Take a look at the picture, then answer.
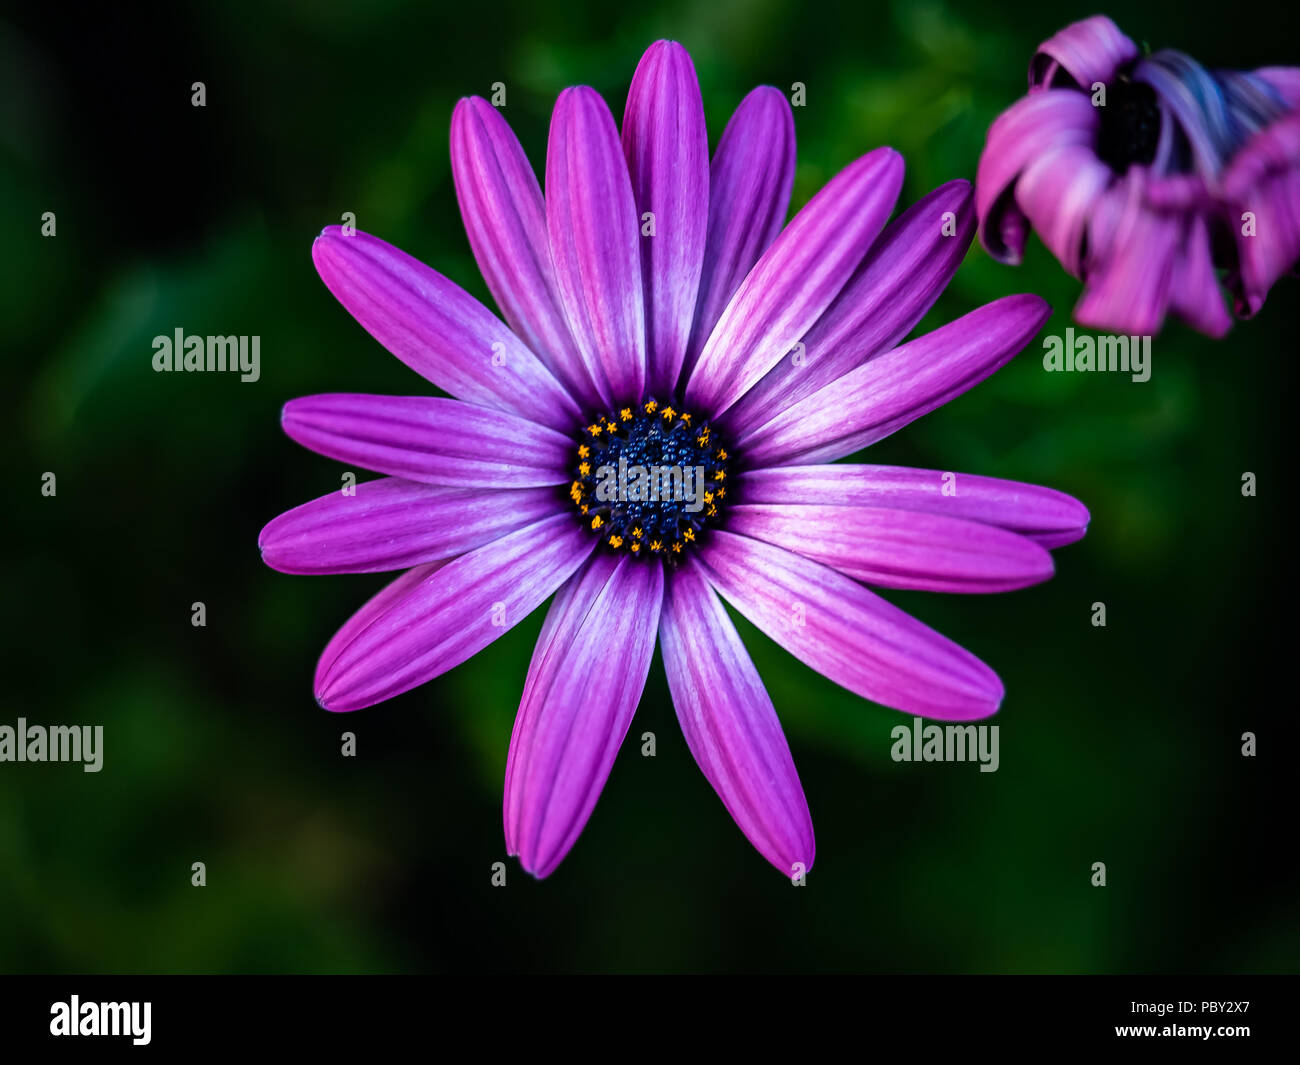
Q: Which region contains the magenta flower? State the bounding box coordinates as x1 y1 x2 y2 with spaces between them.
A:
976 15 1300 335
261 41 1088 878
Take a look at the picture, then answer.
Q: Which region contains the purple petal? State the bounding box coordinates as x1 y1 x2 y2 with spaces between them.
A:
726 504 1055 594
1221 114 1300 317
314 561 449 699
259 478 565 575
622 40 709 396
1132 52 1255 180
684 86 796 378
1133 52 1232 178
726 180 975 436
546 86 646 406
1013 145 1111 277
315 513 593 711
1169 213 1232 337
738 464 1090 548
738 294 1051 467
312 227 581 431
684 147 905 419
450 96 599 406
504 555 663 878
660 560 814 876
1074 171 1178 335
280 393 571 487
697 531 1003 720
1258 67 1300 109
976 91 1097 264
1029 16 1140 90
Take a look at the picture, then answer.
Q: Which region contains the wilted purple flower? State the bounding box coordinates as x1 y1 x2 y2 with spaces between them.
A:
261 41 1088 878
976 15 1300 335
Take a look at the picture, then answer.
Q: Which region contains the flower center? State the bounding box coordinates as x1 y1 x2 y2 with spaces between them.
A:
1096 77 1162 172
568 400 730 560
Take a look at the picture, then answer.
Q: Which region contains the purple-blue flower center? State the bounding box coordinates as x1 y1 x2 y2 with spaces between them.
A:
569 400 730 560
1096 77 1161 172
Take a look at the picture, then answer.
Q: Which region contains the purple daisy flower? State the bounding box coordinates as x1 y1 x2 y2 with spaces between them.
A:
976 15 1300 335
261 41 1089 879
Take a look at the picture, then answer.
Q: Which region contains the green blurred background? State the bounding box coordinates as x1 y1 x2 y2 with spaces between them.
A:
2 0 1296 973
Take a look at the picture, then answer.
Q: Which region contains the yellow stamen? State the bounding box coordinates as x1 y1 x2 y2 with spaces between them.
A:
644 400 658 413
609 535 623 549
620 408 633 422
578 444 590 458
591 515 603 530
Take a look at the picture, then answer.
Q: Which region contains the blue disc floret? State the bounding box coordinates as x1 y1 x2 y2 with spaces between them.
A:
569 399 731 560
